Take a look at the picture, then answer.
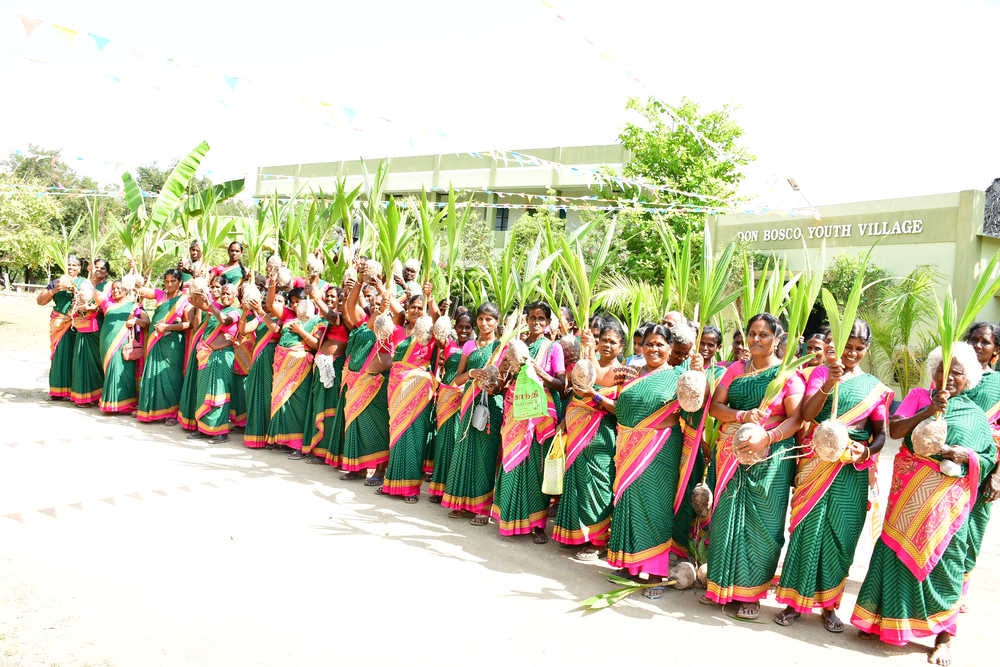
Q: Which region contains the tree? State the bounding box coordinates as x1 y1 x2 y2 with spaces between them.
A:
0 176 65 284
134 161 212 196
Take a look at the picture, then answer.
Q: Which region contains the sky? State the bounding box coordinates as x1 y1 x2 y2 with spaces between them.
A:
1 0 998 210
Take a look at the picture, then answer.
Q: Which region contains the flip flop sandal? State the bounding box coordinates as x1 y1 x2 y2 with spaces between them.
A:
735 603 759 620
774 610 800 627
447 510 465 519
403 496 418 504
698 594 718 606
340 472 364 481
428 496 443 504
642 585 665 600
363 477 384 487
469 515 489 526
823 614 844 633
573 549 600 562
532 531 549 544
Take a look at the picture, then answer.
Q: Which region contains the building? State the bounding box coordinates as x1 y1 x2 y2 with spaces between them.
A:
255 144 626 247
709 189 1000 320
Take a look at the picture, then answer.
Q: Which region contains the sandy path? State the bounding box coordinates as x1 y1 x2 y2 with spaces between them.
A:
0 294 996 666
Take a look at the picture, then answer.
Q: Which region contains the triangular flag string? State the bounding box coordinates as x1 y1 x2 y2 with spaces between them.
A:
17 14 42 36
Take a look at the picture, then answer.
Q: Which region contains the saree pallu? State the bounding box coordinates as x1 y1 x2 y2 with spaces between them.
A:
428 343 463 495
303 354 345 459
443 341 504 514
98 300 139 414
705 365 799 605
137 295 188 422
243 321 278 448
48 306 75 398
265 316 324 449
775 373 891 613
178 318 209 431
607 367 683 576
552 386 618 546
383 337 437 497
340 326 391 471
229 329 256 428
70 310 103 405
852 394 995 645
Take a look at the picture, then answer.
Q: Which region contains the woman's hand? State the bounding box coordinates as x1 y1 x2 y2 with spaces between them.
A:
931 389 950 414
422 282 433 298
826 354 845 384
580 328 594 351
468 369 485 382
342 277 356 293
690 353 704 372
741 408 765 425
985 469 1000 502
289 320 305 337
154 322 169 335
125 318 136 328
847 441 867 463
575 384 595 400
939 444 970 465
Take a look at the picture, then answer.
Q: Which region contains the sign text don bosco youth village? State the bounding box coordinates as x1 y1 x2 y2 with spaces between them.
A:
734 218 925 244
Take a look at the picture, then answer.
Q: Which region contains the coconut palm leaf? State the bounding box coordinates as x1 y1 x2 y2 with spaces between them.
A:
442 186 474 300
416 187 446 284
696 220 739 329
184 178 245 216
557 217 616 338
45 218 84 276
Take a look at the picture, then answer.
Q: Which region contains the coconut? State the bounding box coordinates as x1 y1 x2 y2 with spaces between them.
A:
373 313 396 341
307 254 324 277
265 254 282 278
691 482 714 518
940 459 963 477
812 419 851 462
432 315 454 343
669 561 697 590
56 274 74 291
696 563 708 588
571 358 598 393
189 275 209 297
120 273 137 291
505 339 531 371
276 267 293 290
76 280 94 303
677 369 708 412
405 281 423 298
296 299 315 322
478 365 500 390
343 266 358 284
912 416 948 457
361 259 383 283
392 259 404 283
242 282 262 306
733 422 767 465
412 315 433 345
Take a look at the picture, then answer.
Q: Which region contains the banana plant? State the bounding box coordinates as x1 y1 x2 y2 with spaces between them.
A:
45 218 84 277
442 186 474 301
693 220 739 344
371 197 415 277
415 187 446 284
936 252 1000 388
760 244 825 408
184 178 245 216
557 217 616 344
821 243 876 413
119 140 211 277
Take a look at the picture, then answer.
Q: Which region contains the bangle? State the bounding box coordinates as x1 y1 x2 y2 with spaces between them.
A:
765 429 775 445
818 385 832 395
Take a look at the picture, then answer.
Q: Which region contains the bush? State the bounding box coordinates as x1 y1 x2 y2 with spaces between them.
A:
823 253 889 311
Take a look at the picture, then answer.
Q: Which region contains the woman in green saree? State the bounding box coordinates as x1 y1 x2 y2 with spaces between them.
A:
379 292 439 502
338 264 398 481
853 342 996 666
209 241 247 286
189 282 241 442
136 269 191 424
177 275 219 432
95 280 144 414
774 319 891 632
442 302 505 525
67 259 110 406
553 318 632 559
301 285 349 463
491 302 565 542
266 293 326 452
428 311 474 502
605 324 685 592
959 322 1000 600
703 313 804 620
242 289 284 448
36 254 82 400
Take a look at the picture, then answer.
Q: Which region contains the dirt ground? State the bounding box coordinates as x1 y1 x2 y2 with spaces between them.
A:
0 293 997 666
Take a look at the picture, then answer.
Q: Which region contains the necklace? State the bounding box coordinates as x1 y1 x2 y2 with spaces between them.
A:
743 359 777 378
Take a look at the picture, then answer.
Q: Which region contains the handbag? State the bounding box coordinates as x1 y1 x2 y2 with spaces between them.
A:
541 431 566 495
471 390 490 432
122 327 145 361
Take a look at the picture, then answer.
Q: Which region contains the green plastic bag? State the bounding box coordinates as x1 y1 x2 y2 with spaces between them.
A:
512 363 547 421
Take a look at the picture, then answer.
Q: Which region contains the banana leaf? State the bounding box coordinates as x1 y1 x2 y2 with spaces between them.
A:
150 141 210 229
184 178 245 216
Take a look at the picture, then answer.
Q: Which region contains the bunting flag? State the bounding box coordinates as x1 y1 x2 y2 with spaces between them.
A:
17 14 41 36
88 32 110 51
51 24 78 45
223 75 239 91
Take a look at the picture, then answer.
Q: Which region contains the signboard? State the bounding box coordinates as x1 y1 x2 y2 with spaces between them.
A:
714 207 958 250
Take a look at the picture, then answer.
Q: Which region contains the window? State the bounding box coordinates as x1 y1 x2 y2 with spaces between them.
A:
495 207 510 231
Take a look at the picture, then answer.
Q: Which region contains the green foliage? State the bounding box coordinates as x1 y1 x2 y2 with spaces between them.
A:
510 209 564 266
0 176 65 281
823 252 889 313
134 160 212 197
864 265 941 393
